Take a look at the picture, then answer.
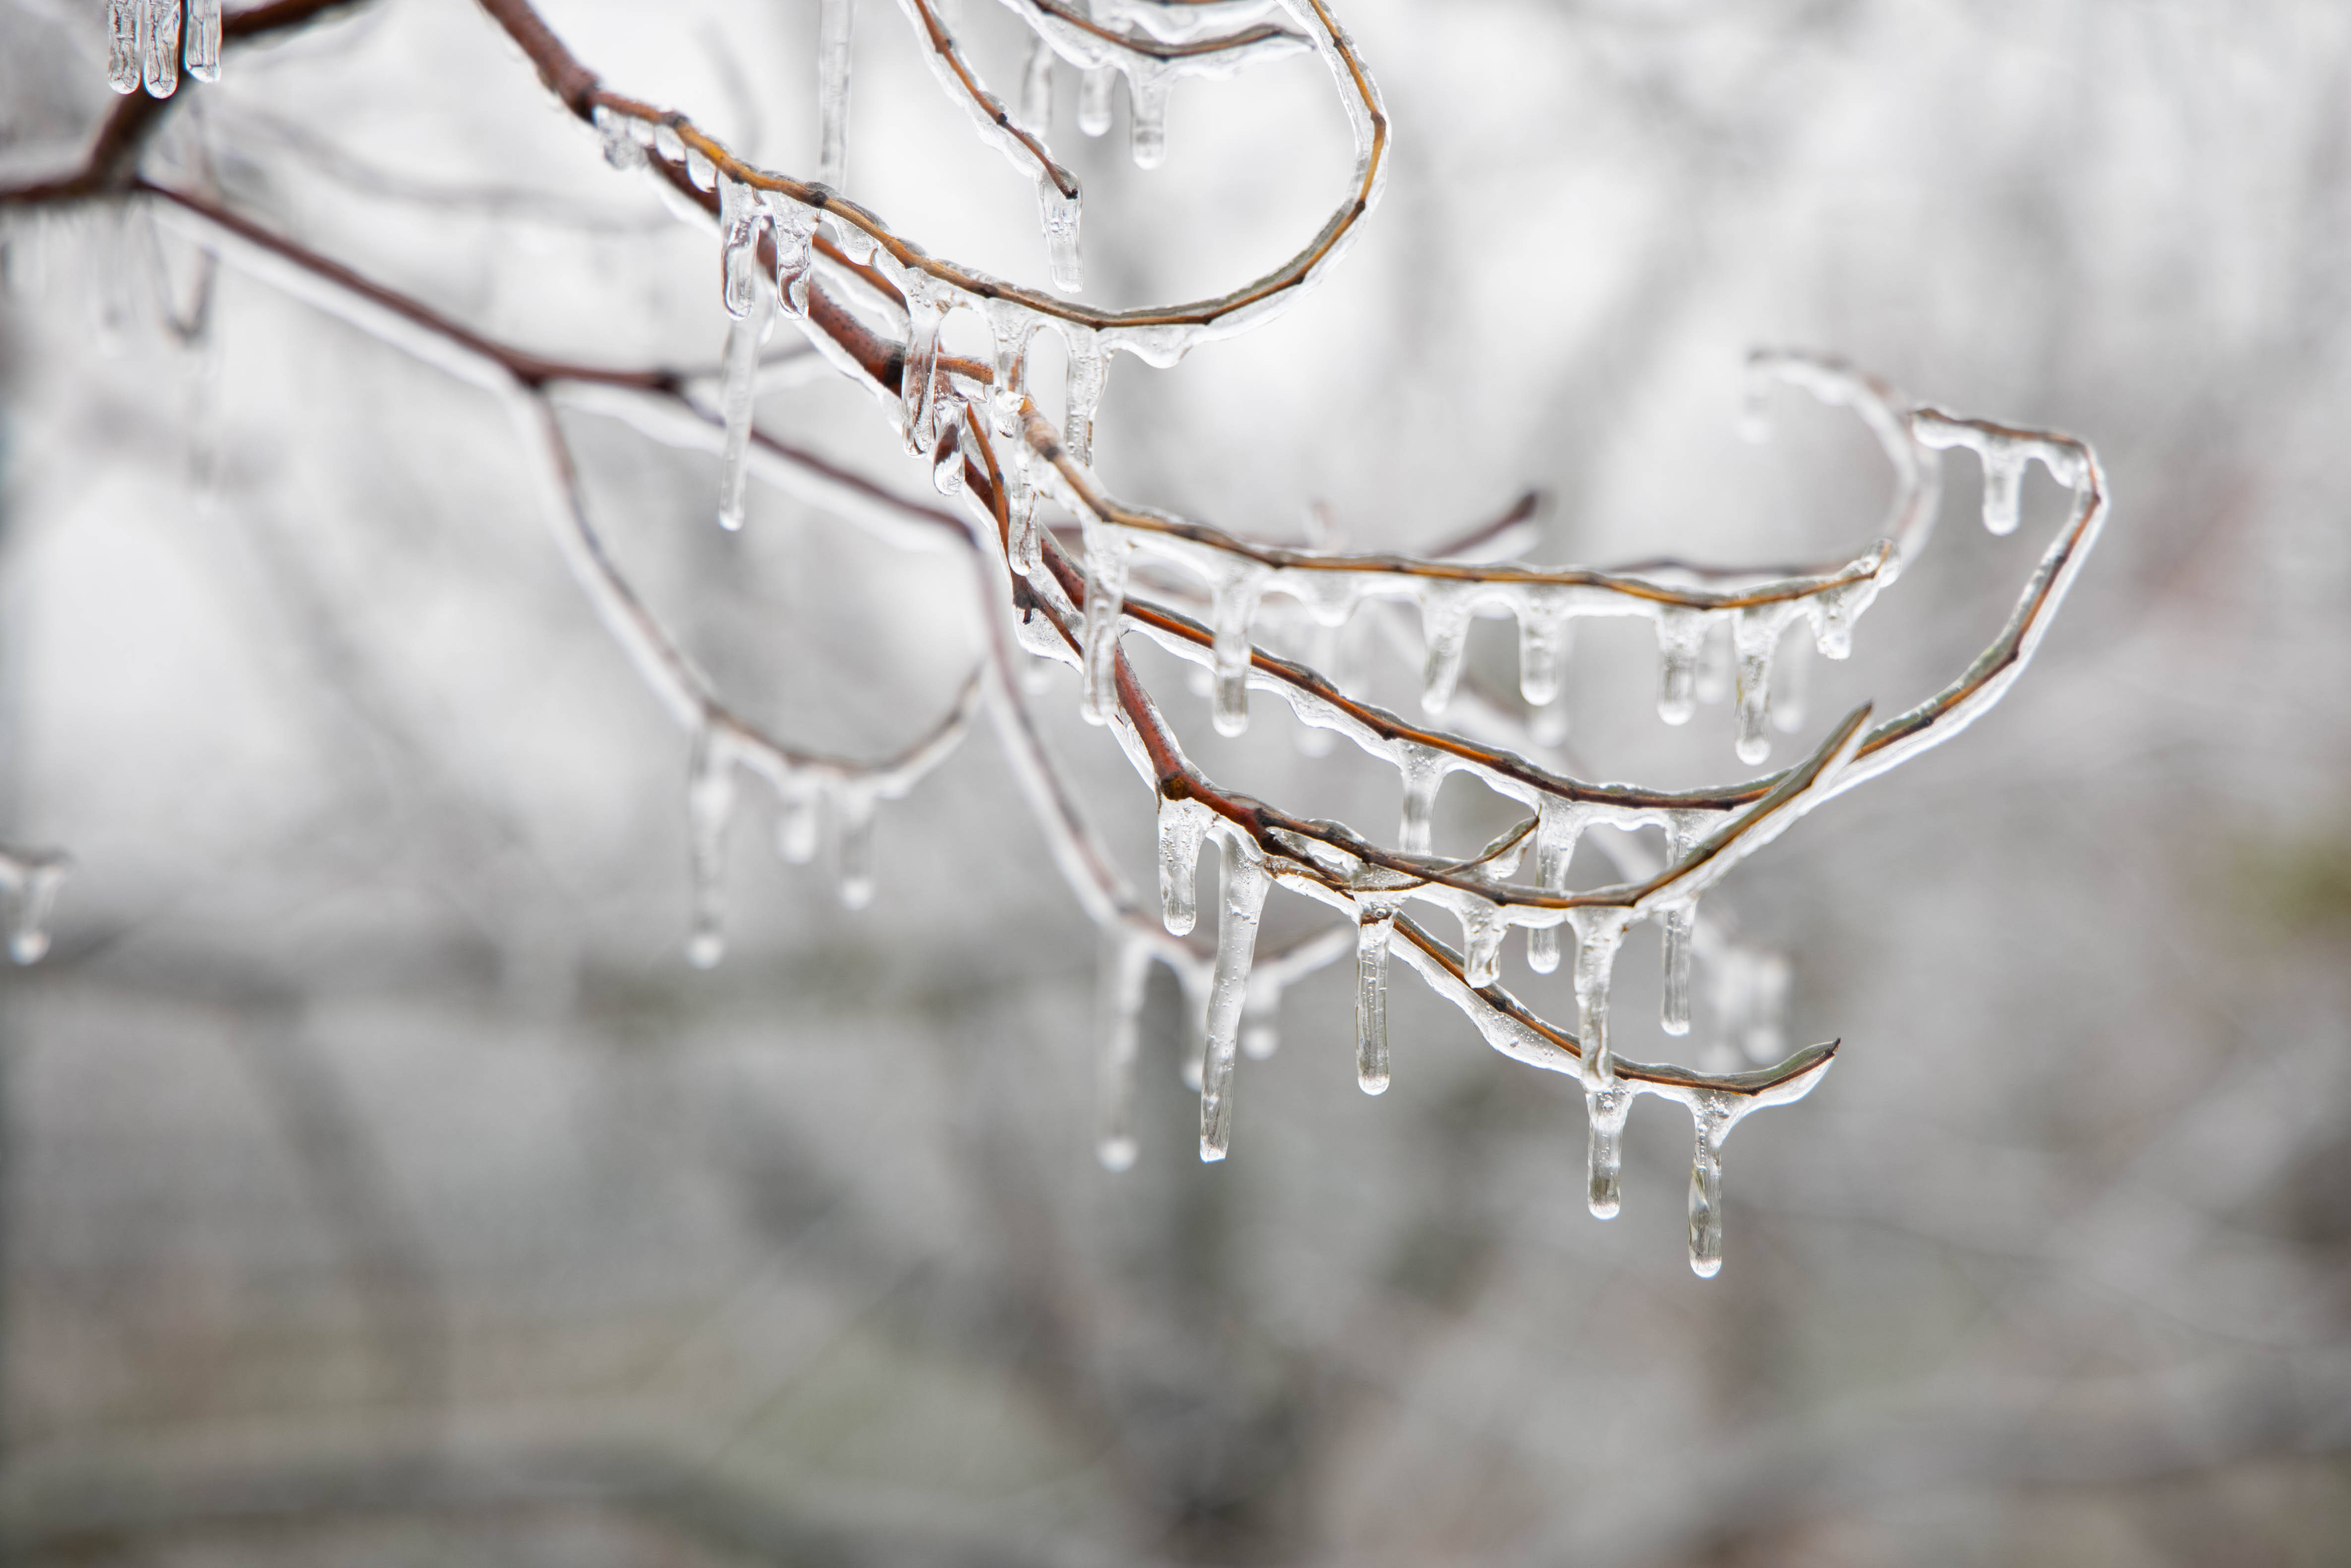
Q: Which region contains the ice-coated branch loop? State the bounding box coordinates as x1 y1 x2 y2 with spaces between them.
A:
20 0 2115 1280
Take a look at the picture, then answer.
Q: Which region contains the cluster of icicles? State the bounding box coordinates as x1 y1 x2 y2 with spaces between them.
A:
577 0 2101 1279
106 0 221 100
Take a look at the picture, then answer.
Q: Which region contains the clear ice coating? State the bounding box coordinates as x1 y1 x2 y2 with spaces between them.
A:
1199 835 1270 1161
817 0 857 190
686 728 739 969
1095 930 1152 1170
1157 794 1210 935
184 0 221 82
686 146 717 191
1687 1096 1732 1277
1354 898 1396 1094
107 0 140 94
0 851 70 965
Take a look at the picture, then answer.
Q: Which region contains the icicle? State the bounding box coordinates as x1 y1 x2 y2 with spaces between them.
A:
1005 465 1041 574
1694 615 1732 706
1078 66 1116 137
931 399 966 496
718 175 765 319
776 775 822 864
1526 800 1586 975
1772 633 1810 733
594 106 645 171
653 121 685 164
107 0 140 94
816 0 856 190
1079 527 1129 724
826 213 877 266
142 0 179 99
1981 441 2025 536
686 146 717 191
1062 327 1105 465
1129 69 1169 169
834 779 877 909
1808 578 1866 660
1732 607 1779 765
1209 567 1269 736
1569 905 1635 1091
1095 930 1151 1170
1585 1083 1632 1221
1158 793 1210 934
1018 34 1055 134
1518 603 1571 707
900 284 946 455
1460 901 1506 987
1354 897 1396 1094
1659 812 1707 1036
986 305 1037 434
715 289 771 531
686 728 738 969
1418 586 1471 716
1038 179 1083 293
768 195 816 317
1396 747 1445 855
184 0 220 82
1655 606 1705 724
1687 1096 1732 1277
0 854 68 965
1199 836 1270 1161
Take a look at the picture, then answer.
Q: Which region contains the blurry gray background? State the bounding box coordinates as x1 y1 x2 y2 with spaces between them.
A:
0 0 2348 1564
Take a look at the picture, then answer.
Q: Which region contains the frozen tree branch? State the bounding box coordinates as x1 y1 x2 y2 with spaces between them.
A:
0 0 2114 1279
